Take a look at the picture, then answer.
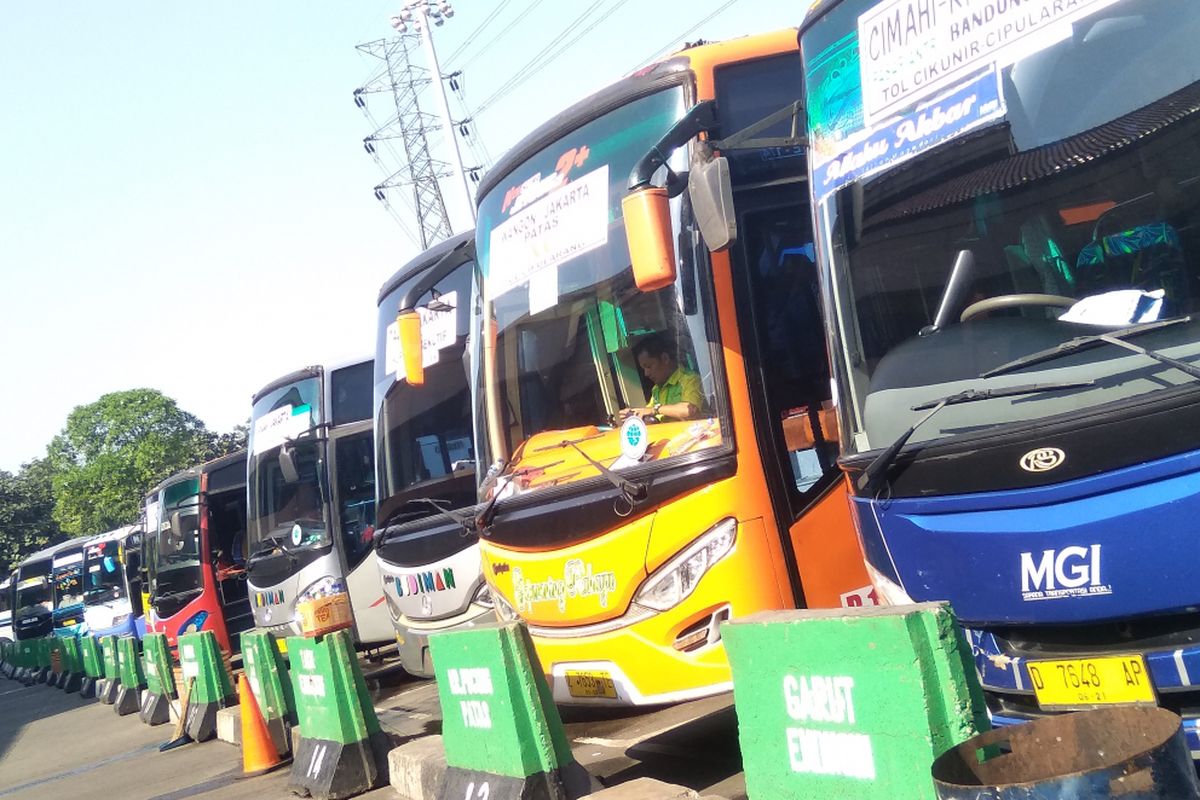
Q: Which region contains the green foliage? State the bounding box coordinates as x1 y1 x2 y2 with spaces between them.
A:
46 389 214 536
204 420 249 461
0 458 60 575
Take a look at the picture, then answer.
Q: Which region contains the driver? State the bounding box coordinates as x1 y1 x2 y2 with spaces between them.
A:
623 333 704 422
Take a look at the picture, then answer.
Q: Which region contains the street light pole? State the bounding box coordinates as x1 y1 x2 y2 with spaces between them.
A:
390 1 477 225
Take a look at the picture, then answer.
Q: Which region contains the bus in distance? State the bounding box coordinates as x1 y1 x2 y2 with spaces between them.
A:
51 540 90 636
375 231 495 677
246 359 391 647
146 451 253 652
83 525 144 640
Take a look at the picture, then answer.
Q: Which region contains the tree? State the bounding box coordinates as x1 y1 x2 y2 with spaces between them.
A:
204 420 249 460
0 458 61 575
47 389 214 535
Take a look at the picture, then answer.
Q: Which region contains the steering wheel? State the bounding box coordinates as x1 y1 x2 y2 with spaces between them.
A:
959 294 1076 322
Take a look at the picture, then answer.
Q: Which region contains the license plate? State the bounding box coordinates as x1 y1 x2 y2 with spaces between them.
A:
60 620 76 627
565 670 617 699
1027 654 1155 709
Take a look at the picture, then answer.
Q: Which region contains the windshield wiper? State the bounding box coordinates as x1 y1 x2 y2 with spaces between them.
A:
555 438 648 510
245 538 295 569
396 498 477 536
982 316 1194 379
855 379 1096 496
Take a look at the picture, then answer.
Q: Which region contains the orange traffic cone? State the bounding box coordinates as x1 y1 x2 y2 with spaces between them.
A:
238 673 289 777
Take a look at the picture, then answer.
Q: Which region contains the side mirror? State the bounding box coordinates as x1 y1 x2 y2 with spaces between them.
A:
688 153 736 252
398 310 425 386
279 442 300 484
622 187 677 291
169 511 182 538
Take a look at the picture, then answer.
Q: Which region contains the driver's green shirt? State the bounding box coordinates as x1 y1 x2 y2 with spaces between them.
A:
650 366 704 412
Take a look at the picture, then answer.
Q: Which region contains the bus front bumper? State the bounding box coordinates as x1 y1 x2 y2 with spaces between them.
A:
396 604 496 678
526 602 735 707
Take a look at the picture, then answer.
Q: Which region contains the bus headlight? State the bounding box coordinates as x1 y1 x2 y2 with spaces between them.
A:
633 518 737 612
111 613 131 627
493 589 517 621
471 582 494 609
295 576 341 605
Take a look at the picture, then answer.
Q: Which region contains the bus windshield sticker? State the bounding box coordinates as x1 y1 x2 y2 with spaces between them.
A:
807 30 866 169
528 266 558 316
487 164 609 299
252 403 313 455
857 0 1120 124
384 289 459 379
813 68 1005 203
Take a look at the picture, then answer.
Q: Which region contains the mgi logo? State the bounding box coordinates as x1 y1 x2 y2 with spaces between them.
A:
1020 545 1112 602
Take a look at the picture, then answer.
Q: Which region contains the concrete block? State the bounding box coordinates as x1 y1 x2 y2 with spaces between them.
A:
217 704 242 746
723 603 987 800
579 777 701 799
388 735 447 800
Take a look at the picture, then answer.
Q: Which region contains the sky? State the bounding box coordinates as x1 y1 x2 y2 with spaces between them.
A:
0 0 806 472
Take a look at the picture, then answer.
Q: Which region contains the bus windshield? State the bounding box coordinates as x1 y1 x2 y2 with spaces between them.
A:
803 0 1200 454
16 563 51 612
247 377 329 553
52 554 84 609
375 256 476 527
151 477 204 602
84 541 127 604
473 86 730 505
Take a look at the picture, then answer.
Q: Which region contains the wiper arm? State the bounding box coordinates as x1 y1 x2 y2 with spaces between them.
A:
856 379 1095 496
982 317 1192 379
556 438 648 509
397 498 477 536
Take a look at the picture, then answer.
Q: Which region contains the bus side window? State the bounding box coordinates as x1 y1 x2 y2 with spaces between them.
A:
336 432 377 569
747 213 838 498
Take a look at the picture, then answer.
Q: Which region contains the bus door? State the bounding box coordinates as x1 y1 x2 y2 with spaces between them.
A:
327 360 390 644
202 461 253 640
715 54 873 609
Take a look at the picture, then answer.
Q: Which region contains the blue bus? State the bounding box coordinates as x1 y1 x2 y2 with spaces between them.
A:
801 0 1200 751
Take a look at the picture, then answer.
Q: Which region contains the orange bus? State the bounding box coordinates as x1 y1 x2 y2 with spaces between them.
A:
401 30 875 705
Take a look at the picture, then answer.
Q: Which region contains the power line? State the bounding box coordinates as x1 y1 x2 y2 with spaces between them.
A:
630 0 739 71
455 0 552 70
444 0 515 64
476 0 634 114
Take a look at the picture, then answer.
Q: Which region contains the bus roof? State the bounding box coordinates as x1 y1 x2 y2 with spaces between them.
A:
85 524 139 547
376 229 474 306
475 28 800 203
150 448 248 496
250 356 372 405
21 534 96 570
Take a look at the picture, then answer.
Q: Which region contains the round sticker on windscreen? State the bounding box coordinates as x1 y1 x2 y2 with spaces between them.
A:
291 523 303 547
619 416 650 461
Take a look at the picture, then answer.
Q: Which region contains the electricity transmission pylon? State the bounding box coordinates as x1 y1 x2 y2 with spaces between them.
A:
355 34 453 250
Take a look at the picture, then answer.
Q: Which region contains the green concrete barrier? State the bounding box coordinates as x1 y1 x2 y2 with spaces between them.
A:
58 635 84 693
79 636 103 698
98 634 120 704
428 621 593 799
178 630 236 742
286 630 389 799
723 602 988 800
139 633 175 725
16 639 37 684
48 636 68 688
35 636 52 684
114 636 146 716
241 629 296 757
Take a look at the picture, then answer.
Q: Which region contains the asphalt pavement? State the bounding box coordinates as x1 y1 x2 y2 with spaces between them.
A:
0 670 747 800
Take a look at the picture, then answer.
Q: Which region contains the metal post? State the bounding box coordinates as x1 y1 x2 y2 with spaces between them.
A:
415 5 477 223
